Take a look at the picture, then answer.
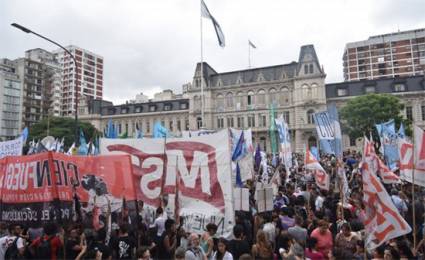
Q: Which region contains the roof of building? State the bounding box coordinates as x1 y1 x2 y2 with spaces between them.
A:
99 98 189 116
326 76 425 99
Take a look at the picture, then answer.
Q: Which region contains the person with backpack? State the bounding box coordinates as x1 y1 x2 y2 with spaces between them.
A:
0 223 25 260
29 223 63 260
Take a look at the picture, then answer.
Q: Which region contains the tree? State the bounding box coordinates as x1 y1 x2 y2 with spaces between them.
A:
340 93 410 142
28 117 100 149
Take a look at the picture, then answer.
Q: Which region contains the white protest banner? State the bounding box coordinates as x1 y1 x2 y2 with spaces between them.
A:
0 136 23 159
100 130 234 237
255 183 273 213
234 188 250 212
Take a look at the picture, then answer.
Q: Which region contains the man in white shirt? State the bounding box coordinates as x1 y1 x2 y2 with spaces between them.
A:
0 224 25 260
153 207 167 237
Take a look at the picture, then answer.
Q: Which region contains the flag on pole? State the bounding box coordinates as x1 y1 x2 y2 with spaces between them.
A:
313 104 342 159
275 114 292 171
269 104 278 155
153 121 169 138
78 130 88 155
398 122 405 139
305 146 330 190
375 119 398 170
248 40 256 49
363 137 400 184
232 132 246 162
201 0 226 47
414 125 425 175
21 127 29 144
254 144 261 170
361 161 411 251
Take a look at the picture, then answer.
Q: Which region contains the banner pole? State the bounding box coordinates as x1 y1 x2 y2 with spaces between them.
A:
412 125 417 249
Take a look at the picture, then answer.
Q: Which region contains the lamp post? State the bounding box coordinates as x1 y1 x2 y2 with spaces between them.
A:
11 23 80 145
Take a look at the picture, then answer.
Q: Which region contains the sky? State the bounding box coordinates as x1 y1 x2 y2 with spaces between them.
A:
1 0 425 104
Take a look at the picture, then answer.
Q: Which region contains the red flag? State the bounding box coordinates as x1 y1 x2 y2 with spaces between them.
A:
361 161 411 251
305 147 330 190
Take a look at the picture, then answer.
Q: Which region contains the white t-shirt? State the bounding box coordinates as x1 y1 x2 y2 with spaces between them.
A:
0 235 24 259
315 196 324 211
154 214 167 236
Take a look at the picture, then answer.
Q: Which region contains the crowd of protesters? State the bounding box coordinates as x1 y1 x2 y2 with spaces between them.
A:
0 150 424 260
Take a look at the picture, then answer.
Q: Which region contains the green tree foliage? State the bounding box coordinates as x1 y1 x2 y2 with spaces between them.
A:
340 93 410 141
28 117 100 149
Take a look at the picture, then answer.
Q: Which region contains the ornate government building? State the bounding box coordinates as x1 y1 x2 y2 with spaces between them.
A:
80 44 425 153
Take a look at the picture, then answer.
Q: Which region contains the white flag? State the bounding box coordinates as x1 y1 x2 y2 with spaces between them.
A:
201 0 225 47
275 115 292 171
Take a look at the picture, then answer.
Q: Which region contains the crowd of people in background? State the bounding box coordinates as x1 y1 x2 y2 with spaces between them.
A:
0 149 424 260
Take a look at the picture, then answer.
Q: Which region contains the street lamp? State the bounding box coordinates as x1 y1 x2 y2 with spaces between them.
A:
11 23 80 145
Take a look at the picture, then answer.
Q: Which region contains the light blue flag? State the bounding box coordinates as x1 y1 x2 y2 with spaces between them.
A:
21 127 29 143
275 115 292 170
375 119 398 170
94 137 100 155
314 104 342 159
78 129 88 155
153 121 169 138
310 146 319 160
398 122 405 139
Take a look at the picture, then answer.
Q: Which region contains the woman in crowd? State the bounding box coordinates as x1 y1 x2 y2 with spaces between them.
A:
201 223 218 259
212 238 233 260
251 230 274 259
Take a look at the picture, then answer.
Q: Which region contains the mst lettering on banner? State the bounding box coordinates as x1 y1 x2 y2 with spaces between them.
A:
313 112 335 140
100 130 235 237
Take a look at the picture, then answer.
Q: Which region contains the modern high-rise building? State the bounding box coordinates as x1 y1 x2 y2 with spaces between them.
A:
54 45 103 116
0 59 23 140
343 28 425 81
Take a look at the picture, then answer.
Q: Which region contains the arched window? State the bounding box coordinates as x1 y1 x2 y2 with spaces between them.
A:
216 93 224 109
225 92 234 108
309 64 314 74
307 109 315 124
257 89 266 105
308 136 317 149
236 91 245 110
302 84 312 100
280 87 290 104
269 88 278 105
197 117 202 129
247 90 255 106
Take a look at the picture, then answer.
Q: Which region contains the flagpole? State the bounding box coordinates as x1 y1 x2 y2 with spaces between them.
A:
248 41 250 68
412 125 417 249
200 0 205 128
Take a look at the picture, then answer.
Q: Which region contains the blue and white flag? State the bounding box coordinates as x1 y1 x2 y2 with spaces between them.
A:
21 127 29 144
310 146 319 160
275 114 292 171
376 119 398 170
314 104 342 159
398 122 405 139
153 121 169 138
232 131 246 162
201 0 226 47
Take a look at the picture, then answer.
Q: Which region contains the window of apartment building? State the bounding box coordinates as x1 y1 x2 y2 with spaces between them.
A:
217 118 224 128
406 106 413 121
118 123 122 134
269 88 278 106
149 105 156 112
260 137 267 152
177 120 181 131
247 91 254 106
304 64 308 74
309 64 314 74
227 117 234 127
259 114 266 127
394 83 406 92
422 105 425 121
135 106 142 113
307 109 315 124
364 86 376 94
197 117 203 129
248 114 255 127
121 107 128 114
125 123 128 133
283 111 290 124
185 119 190 130
146 122 150 133
169 121 173 131
226 93 234 108
237 116 245 128
337 88 348 97
236 92 244 110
